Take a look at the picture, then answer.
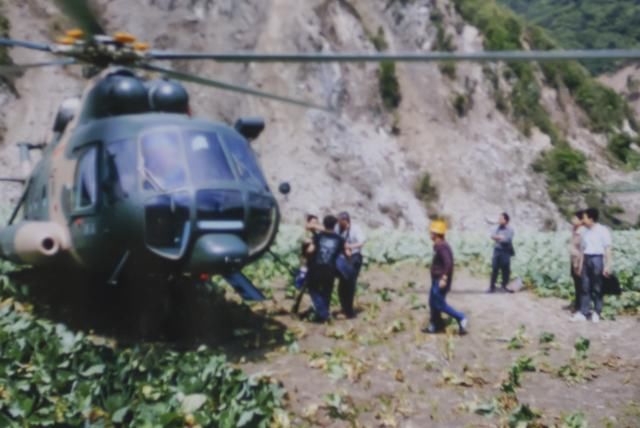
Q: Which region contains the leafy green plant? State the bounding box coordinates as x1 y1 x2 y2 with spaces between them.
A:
508 403 541 428
507 325 528 350
532 144 590 219
0 296 285 427
367 26 389 52
0 5 17 92
324 393 357 421
561 411 588 428
557 337 597 384
452 92 470 117
439 62 457 79
574 336 590 360
534 145 588 185
501 355 536 393
415 172 439 206
608 133 640 168
433 25 456 52
538 331 555 344
379 61 401 110
0 10 9 66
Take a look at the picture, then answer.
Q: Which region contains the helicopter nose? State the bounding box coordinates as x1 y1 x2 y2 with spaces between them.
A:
187 233 248 273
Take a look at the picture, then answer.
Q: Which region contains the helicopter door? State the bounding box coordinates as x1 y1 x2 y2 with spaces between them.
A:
73 146 99 215
70 145 100 249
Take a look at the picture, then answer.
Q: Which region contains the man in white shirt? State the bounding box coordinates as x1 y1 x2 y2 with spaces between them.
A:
573 208 613 323
335 212 366 318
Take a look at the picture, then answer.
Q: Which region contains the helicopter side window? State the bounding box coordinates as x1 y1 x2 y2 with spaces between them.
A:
223 134 269 190
140 131 188 192
74 147 98 210
183 131 234 185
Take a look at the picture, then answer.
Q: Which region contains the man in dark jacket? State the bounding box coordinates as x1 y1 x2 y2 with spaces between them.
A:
305 215 345 322
423 220 468 335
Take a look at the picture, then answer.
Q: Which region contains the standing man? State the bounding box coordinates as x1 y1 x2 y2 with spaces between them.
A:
422 220 468 335
335 212 367 319
305 215 345 322
568 210 585 312
488 212 515 293
573 208 613 323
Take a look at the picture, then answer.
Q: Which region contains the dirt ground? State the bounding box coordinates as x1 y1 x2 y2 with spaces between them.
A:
11 263 640 427
237 263 640 427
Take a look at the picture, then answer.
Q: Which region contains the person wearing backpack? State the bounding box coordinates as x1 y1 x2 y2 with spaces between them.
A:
305 215 346 322
488 212 515 293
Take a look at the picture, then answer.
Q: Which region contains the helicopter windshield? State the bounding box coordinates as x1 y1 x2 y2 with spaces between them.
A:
140 130 188 191
223 133 269 190
136 129 267 192
183 131 235 185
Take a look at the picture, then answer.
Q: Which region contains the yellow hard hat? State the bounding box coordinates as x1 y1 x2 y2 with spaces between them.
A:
430 220 447 235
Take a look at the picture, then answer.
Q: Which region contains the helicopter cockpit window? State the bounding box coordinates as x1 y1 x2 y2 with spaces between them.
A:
104 139 137 201
223 134 269 190
183 131 234 185
140 130 188 191
75 147 98 209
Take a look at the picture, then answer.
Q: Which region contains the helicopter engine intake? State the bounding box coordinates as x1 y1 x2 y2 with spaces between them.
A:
0 221 70 265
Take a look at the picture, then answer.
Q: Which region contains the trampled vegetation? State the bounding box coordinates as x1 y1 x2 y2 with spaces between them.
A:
1 226 639 425
0 262 286 427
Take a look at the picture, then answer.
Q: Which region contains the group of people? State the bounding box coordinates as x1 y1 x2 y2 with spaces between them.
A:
295 212 366 322
294 207 613 332
569 208 613 323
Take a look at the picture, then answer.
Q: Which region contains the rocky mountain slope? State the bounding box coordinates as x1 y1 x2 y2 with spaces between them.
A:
0 0 638 230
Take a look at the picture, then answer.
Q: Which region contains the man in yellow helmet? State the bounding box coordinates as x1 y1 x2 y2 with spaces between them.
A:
422 220 468 335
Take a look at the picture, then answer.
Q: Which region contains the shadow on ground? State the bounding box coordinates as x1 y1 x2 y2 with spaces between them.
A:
6 269 288 360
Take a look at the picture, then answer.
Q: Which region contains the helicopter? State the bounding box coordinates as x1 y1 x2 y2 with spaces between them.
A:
1 0 640 307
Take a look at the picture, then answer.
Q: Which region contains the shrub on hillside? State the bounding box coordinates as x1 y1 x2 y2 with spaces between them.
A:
379 61 401 110
607 133 640 168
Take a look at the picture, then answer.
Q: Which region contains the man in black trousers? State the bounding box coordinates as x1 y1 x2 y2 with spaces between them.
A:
572 208 613 323
305 215 345 322
335 212 366 319
488 212 515 293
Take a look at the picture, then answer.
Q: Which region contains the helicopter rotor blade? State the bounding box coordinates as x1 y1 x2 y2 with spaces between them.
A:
148 49 640 63
0 59 77 75
597 183 640 193
139 63 332 112
0 37 52 53
54 0 105 36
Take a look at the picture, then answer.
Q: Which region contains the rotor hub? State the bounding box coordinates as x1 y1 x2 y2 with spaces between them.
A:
52 31 149 68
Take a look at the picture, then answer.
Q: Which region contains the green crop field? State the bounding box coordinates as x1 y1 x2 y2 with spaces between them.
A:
1 225 638 426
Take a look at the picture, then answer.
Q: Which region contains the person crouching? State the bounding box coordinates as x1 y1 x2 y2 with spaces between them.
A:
423 220 468 335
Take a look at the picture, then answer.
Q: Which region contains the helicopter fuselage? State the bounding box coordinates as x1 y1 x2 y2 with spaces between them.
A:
2 70 280 291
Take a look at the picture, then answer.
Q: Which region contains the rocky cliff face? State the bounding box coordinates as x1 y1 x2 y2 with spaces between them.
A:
0 0 637 230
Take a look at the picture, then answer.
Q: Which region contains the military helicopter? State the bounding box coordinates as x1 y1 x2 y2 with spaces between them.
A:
1 0 640 306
